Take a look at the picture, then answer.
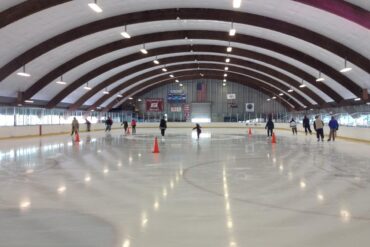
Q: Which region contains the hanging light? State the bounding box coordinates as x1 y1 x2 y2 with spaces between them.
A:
225 66 229 71
267 98 271 101
24 100 34 103
316 71 325 82
223 83 226 86
340 59 352 73
229 22 236 36
225 58 230 63
138 99 142 102
56 75 67 85
162 66 167 72
224 73 228 77
140 44 148 54
153 56 160 64
88 0 103 13
288 88 294 92
279 93 284 96
84 83 92 90
272 96 277 99
103 88 109 94
169 74 174 78
175 79 179 83
117 94 123 98
233 0 242 8
223 79 227 82
128 97 133 100
299 79 306 88
120 25 131 39
354 98 361 101
227 41 232 52
179 83 183 87
17 65 31 77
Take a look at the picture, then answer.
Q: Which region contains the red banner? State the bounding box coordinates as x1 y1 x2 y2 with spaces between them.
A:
145 98 164 112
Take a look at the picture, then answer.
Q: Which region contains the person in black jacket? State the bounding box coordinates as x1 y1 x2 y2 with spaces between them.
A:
159 117 167 137
303 115 312 135
265 117 274 137
193 123 202 139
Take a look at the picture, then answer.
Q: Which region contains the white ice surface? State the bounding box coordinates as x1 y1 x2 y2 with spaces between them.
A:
0 128 370 247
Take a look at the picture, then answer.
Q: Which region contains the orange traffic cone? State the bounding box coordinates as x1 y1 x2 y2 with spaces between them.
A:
152 137 160 153
248 128 252 136
75 131 80 142
127 127 130 135
271 132 276 144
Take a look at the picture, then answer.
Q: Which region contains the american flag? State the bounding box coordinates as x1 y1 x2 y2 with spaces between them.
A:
196 82 207 102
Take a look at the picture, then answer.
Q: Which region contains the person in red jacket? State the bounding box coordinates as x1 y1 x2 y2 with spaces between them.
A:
131 119 137 134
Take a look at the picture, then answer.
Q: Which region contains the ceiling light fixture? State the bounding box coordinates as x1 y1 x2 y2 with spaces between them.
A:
128 97 133 100
224 73 228 77
103 88 109 95
175 79 179 83
223 79 227 82
179 83 183 87
17 65 31 77
316 71 325 82
162 67 167 72
233 0 242 8
225 66 229 71
24 100 34 103
288 89 294 93
354 98 361 101
153 56 160 64
227 41 232 53
138 99 142 102
340 59 352 73
120 25 131 39
279 93 284 96
229 22 236 36
225 58 230 63
140 44 148 54
223 82 226 86
117 94 123 98
88 0 103 13
169 74 174 78
267 98 271 101
56 75 67 85
299 79 306 88
84 83 92 90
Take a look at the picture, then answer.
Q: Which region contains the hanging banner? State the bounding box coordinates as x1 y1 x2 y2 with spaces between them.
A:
170 106 182 112
183 104 190 120
168 90 186 103
145 98 164 112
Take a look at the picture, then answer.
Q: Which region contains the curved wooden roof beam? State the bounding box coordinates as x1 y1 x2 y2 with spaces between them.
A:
51 45 339 109
0 0 71 28
100 71 298 112
22 31 355 103
86 66 303 111
64 56 320 111
1 8 368 83
3 1 367 29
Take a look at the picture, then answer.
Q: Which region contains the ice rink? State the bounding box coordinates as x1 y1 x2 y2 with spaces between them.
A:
0 128 370 247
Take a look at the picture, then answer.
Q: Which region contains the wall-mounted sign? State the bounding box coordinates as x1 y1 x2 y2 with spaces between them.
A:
227 93 236 100
145 98 164 112
183 104 190 120
168 90 186 103
245 103 255 112
170 106 182 112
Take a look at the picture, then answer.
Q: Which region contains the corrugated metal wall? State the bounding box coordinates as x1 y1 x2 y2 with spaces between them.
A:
137 79 287 121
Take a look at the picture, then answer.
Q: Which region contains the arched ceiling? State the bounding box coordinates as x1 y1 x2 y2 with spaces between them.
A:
0 0 369 111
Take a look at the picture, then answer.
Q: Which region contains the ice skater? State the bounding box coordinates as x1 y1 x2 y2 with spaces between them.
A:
327 116 339 142
193 123 202 139
303 115 312 135
71 117 79 136
314 115 324 142
265 117 274 137
121 120 128 134
131 119 137 134
85 119 91 132
159 117 167 137
105 117 113 132
289 118 297 135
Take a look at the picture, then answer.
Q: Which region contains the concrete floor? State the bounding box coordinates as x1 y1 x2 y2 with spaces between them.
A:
0 128 369 247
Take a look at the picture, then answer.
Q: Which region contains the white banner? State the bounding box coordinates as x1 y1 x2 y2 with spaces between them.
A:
170 106 182 112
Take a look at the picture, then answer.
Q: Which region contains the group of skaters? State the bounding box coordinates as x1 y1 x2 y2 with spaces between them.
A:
265 115 339 142
159 117 202 139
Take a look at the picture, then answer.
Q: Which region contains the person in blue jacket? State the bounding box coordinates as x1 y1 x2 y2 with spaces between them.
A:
327 116 339 141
